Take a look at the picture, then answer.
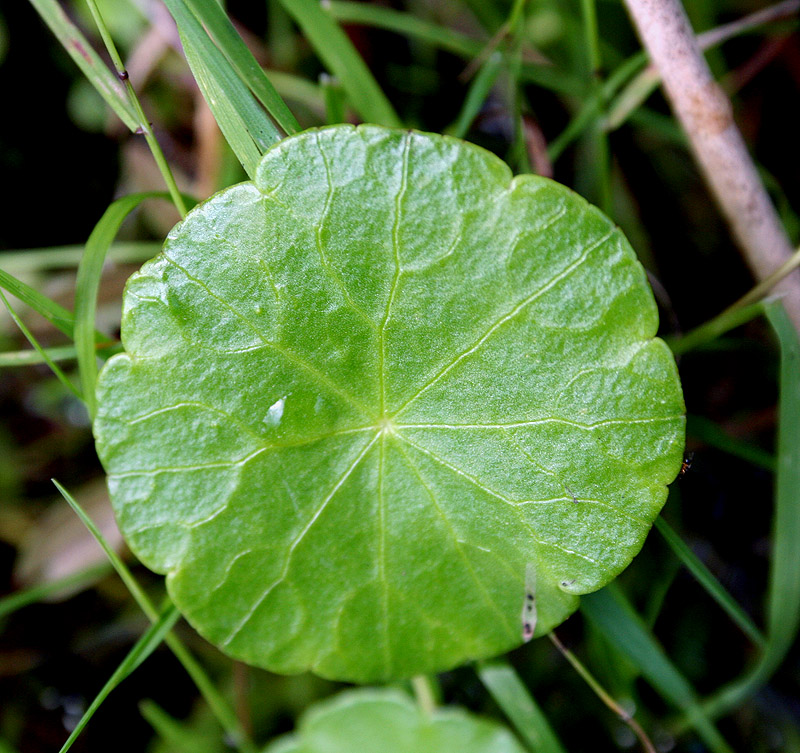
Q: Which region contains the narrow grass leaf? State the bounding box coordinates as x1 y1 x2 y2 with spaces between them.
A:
0 344 78 368
687 414 775 471
75 192 179 418
0 242 162 274
328 1 480 58
450 51 504 139
0 563 110 621
140 701 220 753
320 74 347 125
0 343 121 368
548 52 645 162
164 0 279 177
182 0 299 135
58 602 180 753
327 0 582 96
477 660 566 753
581 586 733 753
278 0 401 126
695 300 800 721
0 267 78 338
764 299 800 678
0 290 82 399
668 301 767 356
52 480 257 753
27 0 139 130
655 516 765 647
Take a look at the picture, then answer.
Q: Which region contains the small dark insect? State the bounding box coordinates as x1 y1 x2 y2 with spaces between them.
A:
118 69 129 81
679 451 695 479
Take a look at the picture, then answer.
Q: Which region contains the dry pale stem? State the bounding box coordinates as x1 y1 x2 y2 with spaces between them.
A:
622 0 800 331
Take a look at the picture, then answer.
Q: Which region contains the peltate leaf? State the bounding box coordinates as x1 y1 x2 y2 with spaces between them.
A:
264 688 527 753
94 125 685 682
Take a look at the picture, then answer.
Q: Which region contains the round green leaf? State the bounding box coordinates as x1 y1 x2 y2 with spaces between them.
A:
94 125 685 682
264 688 527 753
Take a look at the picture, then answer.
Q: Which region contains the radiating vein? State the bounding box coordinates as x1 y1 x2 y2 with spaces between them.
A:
393 229 616 417
315 132 380 332
161 253 373 418
395 441 516 638
377 435 392 675
220 433 379 647
397 415 684 431
379 131 411 415
397 433 609 573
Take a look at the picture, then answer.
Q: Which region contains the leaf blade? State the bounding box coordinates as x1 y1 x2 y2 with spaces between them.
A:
94 125 685 682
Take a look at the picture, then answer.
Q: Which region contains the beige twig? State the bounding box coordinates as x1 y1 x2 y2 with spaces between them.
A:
622 0 800 331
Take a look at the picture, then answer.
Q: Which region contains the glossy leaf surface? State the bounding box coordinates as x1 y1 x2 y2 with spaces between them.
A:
94 125 685 681
264 689 526 753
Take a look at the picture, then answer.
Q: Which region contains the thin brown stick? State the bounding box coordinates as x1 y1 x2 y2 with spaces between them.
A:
622 0 800 332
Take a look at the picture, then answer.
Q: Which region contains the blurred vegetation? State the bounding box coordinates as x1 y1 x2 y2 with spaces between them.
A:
0 0 799 751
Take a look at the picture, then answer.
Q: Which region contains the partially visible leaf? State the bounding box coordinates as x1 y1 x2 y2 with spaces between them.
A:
263 688 526 753
94 125 684 682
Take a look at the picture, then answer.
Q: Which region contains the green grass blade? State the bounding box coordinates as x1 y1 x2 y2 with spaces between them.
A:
182 0 299 135
655 516 766 647
0 342 122 368
449 51 504 139
327 0 582 96
581 586 733 753
328 1 480 58
58 602 181 753
0 563 110 621
27 0 139 131
278 0 401 127
764 299 800 678
0 289 83 399
0 267 79 338
74 192 176 418
268 70 325 116
52 480 257 753
668 301 767 356
164 0 280 177
0 242 162 274
140 701 216 753
0 343 77 367
693 300 800 721
477 660 566 753
548 52 645 163
321 74 347 125
687 414 775 471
